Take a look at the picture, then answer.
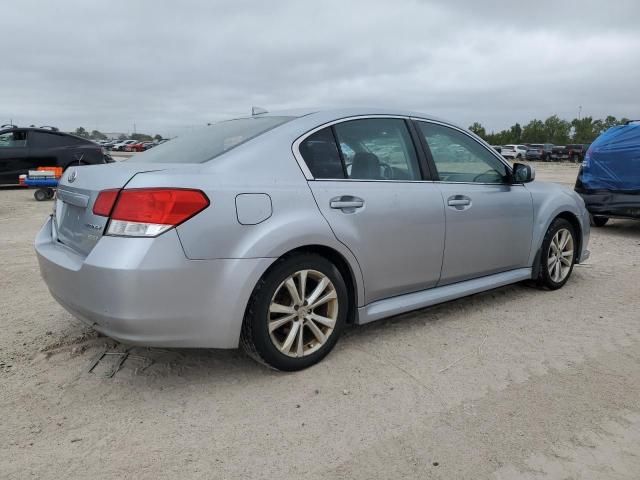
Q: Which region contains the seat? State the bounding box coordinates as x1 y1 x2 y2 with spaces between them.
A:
350 152 381 179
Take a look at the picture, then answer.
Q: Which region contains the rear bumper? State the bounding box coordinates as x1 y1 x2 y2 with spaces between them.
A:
35 217 275 348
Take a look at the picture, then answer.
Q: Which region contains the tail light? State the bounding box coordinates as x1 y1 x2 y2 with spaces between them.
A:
93 188 209 237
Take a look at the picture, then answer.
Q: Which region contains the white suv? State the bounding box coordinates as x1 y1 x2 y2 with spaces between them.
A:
501 144 528 160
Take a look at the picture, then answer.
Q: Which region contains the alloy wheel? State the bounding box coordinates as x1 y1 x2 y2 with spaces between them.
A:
268 269 338 358
547 228 574 282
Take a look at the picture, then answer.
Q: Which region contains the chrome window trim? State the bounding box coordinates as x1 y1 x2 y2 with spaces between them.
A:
291 114 518 186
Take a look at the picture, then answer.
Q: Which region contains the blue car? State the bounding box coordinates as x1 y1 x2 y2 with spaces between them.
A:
575 120 640 226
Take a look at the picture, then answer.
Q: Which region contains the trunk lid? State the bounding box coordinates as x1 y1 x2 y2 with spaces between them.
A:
53 163 167 255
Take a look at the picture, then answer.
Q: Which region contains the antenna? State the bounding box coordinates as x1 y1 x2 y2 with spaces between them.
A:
251 106 268 116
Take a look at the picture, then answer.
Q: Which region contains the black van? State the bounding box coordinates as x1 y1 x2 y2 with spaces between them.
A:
0 125 113 185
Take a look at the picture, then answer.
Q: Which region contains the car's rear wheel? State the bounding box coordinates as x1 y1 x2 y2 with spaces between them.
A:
538 218 577 290
591 215 609 227
241 254 348 371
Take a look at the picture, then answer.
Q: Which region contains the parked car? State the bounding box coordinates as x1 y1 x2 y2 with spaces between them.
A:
501 144 528 160
0 126 114 185
491 145 502 153
36 108 590 371
125 142 146 152
526 143 554 161
111 140 138 151
552 144 589 163
575 120 640 226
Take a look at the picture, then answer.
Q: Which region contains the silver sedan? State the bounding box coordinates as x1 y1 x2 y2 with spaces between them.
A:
36 108 590 370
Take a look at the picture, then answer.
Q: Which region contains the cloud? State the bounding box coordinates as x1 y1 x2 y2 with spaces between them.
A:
1 0 638 135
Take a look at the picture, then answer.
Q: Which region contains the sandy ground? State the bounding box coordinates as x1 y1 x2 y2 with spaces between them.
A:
1 162 639 479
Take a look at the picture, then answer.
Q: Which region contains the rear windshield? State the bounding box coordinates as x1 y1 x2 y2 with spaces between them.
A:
126 116 294 164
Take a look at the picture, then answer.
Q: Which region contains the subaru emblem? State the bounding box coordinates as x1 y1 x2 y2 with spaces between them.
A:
68 170 77 183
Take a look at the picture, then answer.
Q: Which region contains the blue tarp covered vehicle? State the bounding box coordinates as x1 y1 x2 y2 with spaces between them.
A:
575 120 640 225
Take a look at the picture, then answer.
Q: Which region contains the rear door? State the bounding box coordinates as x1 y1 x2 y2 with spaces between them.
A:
0 130 30 184
301 117 446 304
414 120 533 285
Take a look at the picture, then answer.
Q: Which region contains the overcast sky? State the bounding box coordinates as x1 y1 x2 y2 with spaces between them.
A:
2 0 639 136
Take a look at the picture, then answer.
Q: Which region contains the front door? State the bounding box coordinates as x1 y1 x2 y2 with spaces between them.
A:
299 118 445 304
415 120 534 285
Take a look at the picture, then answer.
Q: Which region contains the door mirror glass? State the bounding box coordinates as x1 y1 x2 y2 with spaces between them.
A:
512 162 535 183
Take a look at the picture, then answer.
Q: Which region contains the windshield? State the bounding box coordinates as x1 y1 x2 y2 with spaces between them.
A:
127 116 294 164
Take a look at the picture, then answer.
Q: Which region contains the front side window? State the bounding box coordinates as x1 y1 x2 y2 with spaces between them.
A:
333 118 420 180
0 131 27 148
417 122 509 184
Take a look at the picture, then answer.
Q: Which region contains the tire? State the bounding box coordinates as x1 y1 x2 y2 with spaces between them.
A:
34 189 48 201
537 218 577 290
591 215 609 227
240 253 349 371
45 188 55 199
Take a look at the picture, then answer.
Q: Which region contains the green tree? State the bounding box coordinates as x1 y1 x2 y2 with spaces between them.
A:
571 117 601 143
90 130 107 140
509 123 522 143
543 115 571 144
130 132 153 141
153 134 163 141
74 127 89 138
468 122 486 138
521 119 545 143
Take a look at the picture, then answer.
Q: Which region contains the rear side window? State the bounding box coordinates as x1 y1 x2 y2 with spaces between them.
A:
30 131 78 148
127 116 293 164
0 131 27 147
298 118 421 181
299 128 345 179
334 119 420 180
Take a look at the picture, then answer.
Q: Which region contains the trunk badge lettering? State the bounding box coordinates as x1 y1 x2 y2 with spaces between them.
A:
68 170 77 183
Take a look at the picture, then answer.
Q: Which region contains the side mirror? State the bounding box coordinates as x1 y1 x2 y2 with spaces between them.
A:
512 162 535 183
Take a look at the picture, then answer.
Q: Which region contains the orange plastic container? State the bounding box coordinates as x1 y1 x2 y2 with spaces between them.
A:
37 166 63 178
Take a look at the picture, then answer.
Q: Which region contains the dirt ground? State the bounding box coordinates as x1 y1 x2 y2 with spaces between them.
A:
1 162 639 479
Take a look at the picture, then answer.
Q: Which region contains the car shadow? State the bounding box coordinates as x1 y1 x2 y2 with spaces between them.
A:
69 282 540 382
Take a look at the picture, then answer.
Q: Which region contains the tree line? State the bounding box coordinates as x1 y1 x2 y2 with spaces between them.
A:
468 115 631 145
72 127 163 142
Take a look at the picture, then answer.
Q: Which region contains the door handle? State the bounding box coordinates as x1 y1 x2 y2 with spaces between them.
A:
447 195 471 210
330 196 364 211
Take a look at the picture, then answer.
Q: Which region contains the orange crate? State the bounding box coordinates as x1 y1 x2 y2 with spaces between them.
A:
37 166 63 178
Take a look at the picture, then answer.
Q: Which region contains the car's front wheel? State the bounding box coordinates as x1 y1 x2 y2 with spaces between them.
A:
241 253 348 371
538 218 577 290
